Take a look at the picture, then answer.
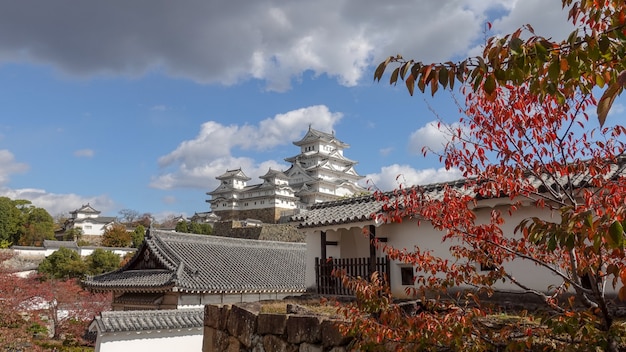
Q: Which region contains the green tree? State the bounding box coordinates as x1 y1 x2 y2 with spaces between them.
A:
131 224 146 248
175 220 189 233
0 197 24 245
101 224 131 247
85 249 120 275
189 222 212 235
17 207 55 246
63 227 83 241
37 247 87 280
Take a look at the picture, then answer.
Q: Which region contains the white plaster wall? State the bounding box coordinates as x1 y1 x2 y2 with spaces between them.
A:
76 221 107 236
305 230 322 291
96 328 203 352
379 204 600 298
304 202 616 298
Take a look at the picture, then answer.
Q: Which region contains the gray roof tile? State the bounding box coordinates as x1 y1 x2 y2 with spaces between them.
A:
93 308 204 333
83 230 306 294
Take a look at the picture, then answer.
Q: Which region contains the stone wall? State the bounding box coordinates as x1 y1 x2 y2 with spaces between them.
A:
214 207 291 224
203 303 351 352
212 221 304 242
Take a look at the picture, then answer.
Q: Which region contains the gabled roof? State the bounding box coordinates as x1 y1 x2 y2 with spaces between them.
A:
70 203 100 215
216 168 251 181
260 168 289 180
91 308 204 333
292 127 348 148
82 230 307 294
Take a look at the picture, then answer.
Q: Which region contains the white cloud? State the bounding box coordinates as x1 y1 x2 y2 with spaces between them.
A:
0 149 28 184
490 0 575 41
151 105 342 190
408 120 468 155
0 150 114 216
0 187 115 217
0 1 573 91
73 149 94 158
379 147 393 157
363 164 463 191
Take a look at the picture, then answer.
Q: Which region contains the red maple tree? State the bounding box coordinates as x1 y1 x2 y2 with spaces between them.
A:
0 251 111 349
343 1 626 350
340 81 626 350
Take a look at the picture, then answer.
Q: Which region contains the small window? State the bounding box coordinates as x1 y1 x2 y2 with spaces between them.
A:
400 267 415 286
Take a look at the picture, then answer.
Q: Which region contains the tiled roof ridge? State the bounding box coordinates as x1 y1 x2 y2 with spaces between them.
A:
94 308 204 333
150 233 185 271
151 230 306 249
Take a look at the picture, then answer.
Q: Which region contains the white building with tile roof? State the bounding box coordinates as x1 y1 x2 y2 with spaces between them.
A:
207 127 368 223
62 203 116 238
293 157 626 298
89 308 204 352
82 229 306 310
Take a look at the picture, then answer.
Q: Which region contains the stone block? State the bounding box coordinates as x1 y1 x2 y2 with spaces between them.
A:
258 313 288 335
205 304 229 329
286 315 322 344
263 334 289 352
227 304 258 347
328 347 347 352
226 336 241 352
298 342 323 352
320 319 352 347
203 326 230 352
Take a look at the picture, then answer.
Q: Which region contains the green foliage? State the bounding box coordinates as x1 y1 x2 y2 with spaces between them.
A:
26 323 48 338
131 225 145 248
176 221 212 235
85 248 120 275
37 247 87 280
100 224 131 247
189 222 212 235
18 207 55 246
175 220 188 233
0 197 56 246
0 197 25 244
63 227 83 242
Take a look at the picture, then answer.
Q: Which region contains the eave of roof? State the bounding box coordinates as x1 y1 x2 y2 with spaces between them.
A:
83 230 307 294
92 308 204 333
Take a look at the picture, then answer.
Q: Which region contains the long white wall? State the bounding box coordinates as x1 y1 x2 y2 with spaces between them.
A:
96 328 203 352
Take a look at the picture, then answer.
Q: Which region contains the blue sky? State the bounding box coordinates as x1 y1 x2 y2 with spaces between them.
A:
0 0 614 220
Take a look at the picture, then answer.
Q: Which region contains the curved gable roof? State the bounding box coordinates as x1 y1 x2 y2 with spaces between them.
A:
83 230 307 294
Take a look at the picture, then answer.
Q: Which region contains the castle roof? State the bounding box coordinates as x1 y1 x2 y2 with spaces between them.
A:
82 230 307 294
216 168 251 181
292 127 348 148
70 203 100 215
